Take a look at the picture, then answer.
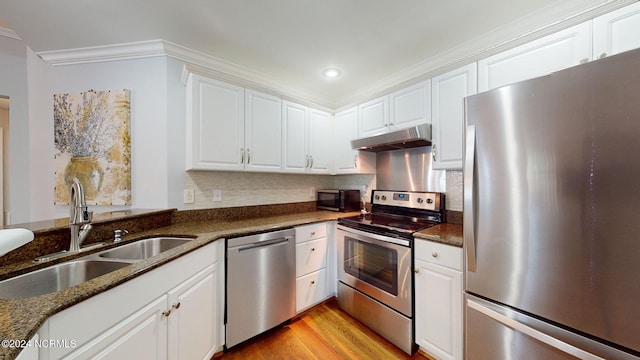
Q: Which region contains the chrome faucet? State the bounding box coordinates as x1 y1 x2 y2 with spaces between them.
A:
69 177 93 252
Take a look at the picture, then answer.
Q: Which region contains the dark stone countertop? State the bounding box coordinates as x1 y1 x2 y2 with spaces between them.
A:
414 223 463 247
0 206 463 359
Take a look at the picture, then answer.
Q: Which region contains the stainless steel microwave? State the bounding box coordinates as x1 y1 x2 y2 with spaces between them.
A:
317 189 361 212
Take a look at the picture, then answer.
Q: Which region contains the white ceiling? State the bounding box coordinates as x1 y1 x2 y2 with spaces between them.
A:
0 0 630 108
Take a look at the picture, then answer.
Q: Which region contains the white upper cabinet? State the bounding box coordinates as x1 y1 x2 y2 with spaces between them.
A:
358 95 389 137
358 81 431 138
478 22 592 92
333 107 375 174
186 74 245 171
244 90 282 172
282 101 333 174
282 101 308 173
186 75 283 172
389 80 431 129
308 109 334 174
431 63 477 170
593 2 640 59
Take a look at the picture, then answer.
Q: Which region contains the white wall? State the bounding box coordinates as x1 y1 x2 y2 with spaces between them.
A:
40 57 170 220
0 37 30 224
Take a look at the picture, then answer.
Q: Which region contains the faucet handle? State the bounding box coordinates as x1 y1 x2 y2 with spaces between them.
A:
83 209 93 222
114 229 129 242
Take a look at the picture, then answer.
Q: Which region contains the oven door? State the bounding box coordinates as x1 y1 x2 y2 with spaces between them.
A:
336 225 412 317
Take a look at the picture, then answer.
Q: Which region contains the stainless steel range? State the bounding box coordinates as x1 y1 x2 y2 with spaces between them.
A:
336 190 445 354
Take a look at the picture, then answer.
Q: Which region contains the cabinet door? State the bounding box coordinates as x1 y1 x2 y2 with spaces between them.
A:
389 80 431 130
308 109 333 174
186 74 245 171
431 63 477 170
167 264 219 360
296 268 327 313
358 96 389 137
282 101 309 173
333 108 375 174
61 296 168 360
414 259 463 360
593 2 640 58
245 90 282 172
478 22 592 92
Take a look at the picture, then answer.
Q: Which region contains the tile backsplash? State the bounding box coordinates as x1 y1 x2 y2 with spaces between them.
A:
184 171 374 209
185 170 463 212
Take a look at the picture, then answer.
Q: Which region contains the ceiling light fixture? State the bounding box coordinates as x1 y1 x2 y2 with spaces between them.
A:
322 68 342 79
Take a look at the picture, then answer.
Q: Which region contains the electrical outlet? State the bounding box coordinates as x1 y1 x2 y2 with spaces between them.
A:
183 189 195 204
309 187 315 197
213 189 223 202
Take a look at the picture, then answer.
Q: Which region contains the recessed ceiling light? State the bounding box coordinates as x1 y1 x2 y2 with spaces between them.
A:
322 68 342 79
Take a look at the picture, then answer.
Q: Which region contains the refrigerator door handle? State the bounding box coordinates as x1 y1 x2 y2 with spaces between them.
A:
468 299 606 360
464 125 477 272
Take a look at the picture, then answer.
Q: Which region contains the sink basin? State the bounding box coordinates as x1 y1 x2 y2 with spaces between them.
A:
98 237 192 261
0 260 130 299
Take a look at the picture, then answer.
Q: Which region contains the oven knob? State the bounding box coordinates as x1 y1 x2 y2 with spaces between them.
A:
417 198 424 204
375 195 380 200
426 198 434 204
381 195 387 201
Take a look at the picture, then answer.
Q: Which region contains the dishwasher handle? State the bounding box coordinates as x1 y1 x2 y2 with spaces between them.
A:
235 236 293 252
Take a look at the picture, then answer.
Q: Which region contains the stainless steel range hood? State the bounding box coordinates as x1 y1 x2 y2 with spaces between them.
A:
351 124 432 152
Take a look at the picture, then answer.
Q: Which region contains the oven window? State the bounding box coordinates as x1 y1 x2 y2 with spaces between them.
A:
344 236 398 295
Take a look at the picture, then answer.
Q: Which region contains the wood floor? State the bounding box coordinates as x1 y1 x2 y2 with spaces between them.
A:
220 298 432 360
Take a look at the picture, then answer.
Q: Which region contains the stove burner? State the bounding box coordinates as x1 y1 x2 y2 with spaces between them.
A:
337 190 445 240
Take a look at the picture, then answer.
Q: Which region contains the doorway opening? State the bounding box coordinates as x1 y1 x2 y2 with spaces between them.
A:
0 95 9 226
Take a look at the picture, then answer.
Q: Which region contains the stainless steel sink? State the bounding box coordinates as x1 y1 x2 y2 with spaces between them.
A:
98 237 192 261
0 260 130 299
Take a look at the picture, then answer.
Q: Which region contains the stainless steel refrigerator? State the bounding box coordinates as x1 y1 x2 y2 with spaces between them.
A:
464 47 640 359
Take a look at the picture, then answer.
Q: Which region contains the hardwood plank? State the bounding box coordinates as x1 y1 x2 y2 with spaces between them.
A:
220 298 431 360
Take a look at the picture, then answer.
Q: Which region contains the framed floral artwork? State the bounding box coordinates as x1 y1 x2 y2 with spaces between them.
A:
53 89 131 205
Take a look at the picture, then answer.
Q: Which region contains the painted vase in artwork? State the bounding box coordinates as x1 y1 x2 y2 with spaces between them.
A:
64 156 104 200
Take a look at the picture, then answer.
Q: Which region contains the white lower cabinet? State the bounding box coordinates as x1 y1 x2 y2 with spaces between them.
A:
295 223 330 312
414 240 463 360
37 241 224 360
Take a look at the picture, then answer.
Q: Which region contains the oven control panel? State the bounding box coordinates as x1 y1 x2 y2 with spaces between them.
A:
372 190 442 210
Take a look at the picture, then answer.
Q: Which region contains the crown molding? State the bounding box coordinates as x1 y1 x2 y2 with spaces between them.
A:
36 40 167 65
0 26 21 41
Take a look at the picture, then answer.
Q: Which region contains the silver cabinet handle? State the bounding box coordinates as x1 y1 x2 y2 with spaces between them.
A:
172 302 181 310
432 252 438 258
162 309 171 317
432 144 437 162
354 154 358 168
414 268 420 274
464 125 477 272
310 155 314 168
305 155 309 168
598 53 607 59
246 149 251 164
240 148 244 164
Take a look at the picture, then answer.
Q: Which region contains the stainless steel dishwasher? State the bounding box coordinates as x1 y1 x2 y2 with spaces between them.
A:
225 228 296 348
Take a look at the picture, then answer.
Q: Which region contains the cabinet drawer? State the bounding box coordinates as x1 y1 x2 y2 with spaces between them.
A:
296 268 327 312
295 223 327 243
415 240 462 271
296 237 327 276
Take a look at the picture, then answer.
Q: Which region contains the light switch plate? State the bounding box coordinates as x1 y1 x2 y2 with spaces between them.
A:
213 189 223 202
183 189 195 204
